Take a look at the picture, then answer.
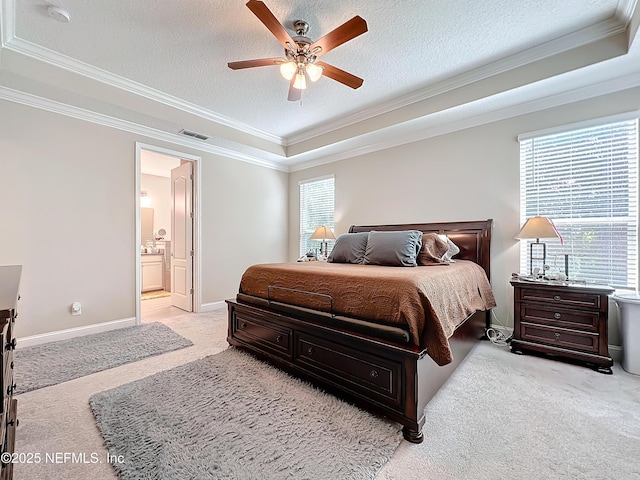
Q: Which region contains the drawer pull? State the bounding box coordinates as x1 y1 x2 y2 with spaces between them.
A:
554 332 561 339
307 347 314 355
7 383 15 396
554 313 562 320
370 370 379 379
240 322 247 329
276 335 282 343
553 295 561 301
5 338 16 351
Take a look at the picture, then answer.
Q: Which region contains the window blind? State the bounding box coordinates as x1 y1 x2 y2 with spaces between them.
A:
519 119 639 288
299 176 335 257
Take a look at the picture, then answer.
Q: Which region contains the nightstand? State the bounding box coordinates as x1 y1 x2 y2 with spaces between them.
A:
510 278 615 374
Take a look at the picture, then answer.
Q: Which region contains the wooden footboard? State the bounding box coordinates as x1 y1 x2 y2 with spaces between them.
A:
226 298 486 443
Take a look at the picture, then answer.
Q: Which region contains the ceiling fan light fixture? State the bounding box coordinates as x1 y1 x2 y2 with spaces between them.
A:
293 72 307 90
306 63 323 82
279 61 297 80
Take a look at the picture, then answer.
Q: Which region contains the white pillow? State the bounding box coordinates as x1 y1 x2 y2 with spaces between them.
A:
438 234 460 262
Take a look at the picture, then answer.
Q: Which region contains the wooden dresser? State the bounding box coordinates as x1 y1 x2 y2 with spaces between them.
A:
510 278 614 374
0 265 20 480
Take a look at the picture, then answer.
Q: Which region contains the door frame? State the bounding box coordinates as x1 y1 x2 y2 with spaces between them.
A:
134 142 202 324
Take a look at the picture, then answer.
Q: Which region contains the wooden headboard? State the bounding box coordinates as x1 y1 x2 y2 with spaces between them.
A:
348 219 493 280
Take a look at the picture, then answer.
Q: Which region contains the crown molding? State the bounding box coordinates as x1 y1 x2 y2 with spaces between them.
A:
287 70 640 172
0 86 289 172
285 15 630 147
6 36 284 146
0 0 12 48
0 0 283 147
617 0 638 23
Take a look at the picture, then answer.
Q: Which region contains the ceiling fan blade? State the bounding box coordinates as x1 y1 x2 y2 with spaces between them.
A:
228 58 285 70
287 76 302 102
246 0 295 50
309 16 367 57
316 62 363 89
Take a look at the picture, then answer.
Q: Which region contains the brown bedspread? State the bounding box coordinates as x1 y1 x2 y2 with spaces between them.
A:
239 260 496 366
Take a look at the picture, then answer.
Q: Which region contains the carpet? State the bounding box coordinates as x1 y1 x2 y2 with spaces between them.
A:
90 347 403 480
15 322 193 394
376 341 640 480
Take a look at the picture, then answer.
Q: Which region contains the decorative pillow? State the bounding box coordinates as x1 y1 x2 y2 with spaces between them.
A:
438 234 461 262
327 232 369 264
417 233 450 265
363 230 423 267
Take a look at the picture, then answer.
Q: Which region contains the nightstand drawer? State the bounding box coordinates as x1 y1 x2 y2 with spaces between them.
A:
519 287 601 310
521 304 598 332
520 323 599 354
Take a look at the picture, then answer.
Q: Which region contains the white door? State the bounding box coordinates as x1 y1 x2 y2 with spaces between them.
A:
171 161 193 311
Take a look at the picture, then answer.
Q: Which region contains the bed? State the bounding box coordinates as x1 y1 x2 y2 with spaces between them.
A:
226 219 494 443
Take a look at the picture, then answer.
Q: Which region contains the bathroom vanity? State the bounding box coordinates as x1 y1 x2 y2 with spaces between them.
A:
141 253 164 292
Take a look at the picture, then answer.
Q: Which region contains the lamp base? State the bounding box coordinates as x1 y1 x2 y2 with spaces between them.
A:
529 241 546 276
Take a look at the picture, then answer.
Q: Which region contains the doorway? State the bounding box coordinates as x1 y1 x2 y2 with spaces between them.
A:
135 143 201 324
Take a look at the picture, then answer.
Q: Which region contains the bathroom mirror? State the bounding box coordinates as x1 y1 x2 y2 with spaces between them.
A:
141 207 154 245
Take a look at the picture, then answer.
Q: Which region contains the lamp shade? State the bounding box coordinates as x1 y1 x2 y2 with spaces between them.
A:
279 61 297 80
516 216 563 243
310 226 336 241
306 63 323 82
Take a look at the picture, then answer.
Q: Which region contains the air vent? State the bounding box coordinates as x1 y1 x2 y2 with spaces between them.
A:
179 129 209 141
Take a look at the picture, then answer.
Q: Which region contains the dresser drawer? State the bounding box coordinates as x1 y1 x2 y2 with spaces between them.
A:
519 288 601 310
520 322 599 354
521 304 598 332
295 334 402 407
1 398 17 480
232 311 293 359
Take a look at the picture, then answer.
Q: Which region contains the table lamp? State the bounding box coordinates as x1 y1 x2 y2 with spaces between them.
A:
515 216 563 276
310 226 336 259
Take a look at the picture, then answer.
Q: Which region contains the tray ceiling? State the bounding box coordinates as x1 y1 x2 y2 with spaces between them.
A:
1 0 639 170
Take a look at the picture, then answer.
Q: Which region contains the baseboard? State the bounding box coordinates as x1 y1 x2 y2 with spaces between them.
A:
200 301 226 312
16 317 137 349
609 344 622 363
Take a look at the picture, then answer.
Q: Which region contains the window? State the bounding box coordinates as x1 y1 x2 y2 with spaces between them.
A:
519 117 639 289
299 176 335 257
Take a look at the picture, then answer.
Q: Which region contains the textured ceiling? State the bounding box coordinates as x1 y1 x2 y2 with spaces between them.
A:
1 0 638 169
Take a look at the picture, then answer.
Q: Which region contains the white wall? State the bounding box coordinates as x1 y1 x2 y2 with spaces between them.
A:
289 86 640 347
0 99 288 338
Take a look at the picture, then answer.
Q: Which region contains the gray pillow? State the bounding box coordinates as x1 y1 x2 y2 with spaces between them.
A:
363 230 423 267
327 232 369 264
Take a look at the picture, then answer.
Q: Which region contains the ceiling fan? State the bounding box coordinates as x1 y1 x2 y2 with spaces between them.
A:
228 0 368 102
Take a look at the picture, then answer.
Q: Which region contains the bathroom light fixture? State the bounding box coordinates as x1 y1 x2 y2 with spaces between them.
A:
515 216 563 275
141 192 152 208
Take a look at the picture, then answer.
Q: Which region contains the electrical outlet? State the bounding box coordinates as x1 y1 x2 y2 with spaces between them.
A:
71 302 82 316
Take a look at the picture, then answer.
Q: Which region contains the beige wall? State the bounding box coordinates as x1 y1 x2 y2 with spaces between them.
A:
2 85 637 346
0 99 288 338
289 86 640 347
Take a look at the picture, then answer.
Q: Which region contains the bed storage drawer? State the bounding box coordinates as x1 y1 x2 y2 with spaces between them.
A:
295 333 402 407
231 309 293 359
